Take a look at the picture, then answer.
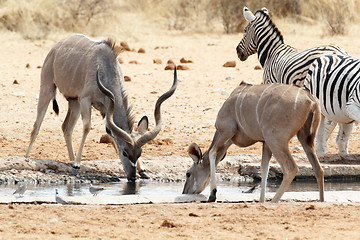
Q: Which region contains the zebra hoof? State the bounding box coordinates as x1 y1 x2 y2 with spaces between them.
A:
139 171 150 179
72 166 80 176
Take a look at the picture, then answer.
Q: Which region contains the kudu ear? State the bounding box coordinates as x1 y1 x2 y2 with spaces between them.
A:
244 6 256 22
188 142 202 164
138 116 149 134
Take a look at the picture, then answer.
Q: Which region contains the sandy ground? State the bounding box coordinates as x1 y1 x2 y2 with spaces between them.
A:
1 10 360 239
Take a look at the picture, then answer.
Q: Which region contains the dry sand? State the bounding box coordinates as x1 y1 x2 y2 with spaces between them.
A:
1 11 360 239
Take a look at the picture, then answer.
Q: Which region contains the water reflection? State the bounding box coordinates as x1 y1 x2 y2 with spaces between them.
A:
0 179 358 198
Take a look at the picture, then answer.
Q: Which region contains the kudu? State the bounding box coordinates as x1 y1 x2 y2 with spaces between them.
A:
183 82 324 203
25 34 177 180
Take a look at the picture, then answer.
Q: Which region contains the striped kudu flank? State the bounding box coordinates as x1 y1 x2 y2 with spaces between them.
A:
26 34 177 180
183 83 324 203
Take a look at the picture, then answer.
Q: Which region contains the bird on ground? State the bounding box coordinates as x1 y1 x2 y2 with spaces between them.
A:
55 189 69 205
13 181 28 197
89 183 104 196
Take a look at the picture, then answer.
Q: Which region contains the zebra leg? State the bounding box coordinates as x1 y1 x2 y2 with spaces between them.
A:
316 115 336 155
336 123 353 155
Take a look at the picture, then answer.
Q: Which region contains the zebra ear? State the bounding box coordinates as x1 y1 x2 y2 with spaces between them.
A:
244 6 256 22
262 8 269 15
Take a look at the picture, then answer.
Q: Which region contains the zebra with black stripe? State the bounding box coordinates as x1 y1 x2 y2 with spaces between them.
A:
305 54 360 155
236 6 349 155
236 7 347 86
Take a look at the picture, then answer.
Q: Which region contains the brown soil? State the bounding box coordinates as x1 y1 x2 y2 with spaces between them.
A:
1 13 360 239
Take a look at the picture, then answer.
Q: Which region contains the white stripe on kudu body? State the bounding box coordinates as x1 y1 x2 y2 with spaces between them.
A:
183 82 324 203
26 34 177 180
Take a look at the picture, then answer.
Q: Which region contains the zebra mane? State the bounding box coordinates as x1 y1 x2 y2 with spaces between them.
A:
255 10 284 44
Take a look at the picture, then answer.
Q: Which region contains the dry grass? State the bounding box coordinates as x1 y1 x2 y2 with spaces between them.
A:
1 0 359 39
0 0 118 39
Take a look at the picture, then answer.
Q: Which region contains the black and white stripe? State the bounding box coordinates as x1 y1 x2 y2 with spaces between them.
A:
236 8 347 86
305 54 360 124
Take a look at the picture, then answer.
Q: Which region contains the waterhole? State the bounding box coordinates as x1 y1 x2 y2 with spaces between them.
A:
2 179 359 198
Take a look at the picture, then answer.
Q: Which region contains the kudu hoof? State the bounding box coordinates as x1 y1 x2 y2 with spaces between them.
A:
139 171 150 179
72 166 80 176
208 189 217 202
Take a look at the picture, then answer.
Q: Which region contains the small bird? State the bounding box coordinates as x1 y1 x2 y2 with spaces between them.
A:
242 184 258 194
55 189 68 205
89 183 104 196
13 181 28 197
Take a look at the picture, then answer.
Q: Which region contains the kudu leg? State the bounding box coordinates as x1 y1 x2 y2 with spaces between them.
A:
72 99 92 175
208 136 233 202
26 85 56 158
269 144 298 203
260 143 272 203
297 125 325 201
336 123 353 155
62 99 81 163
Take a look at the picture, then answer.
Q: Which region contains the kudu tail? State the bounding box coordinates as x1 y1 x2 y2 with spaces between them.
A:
52 99 59 115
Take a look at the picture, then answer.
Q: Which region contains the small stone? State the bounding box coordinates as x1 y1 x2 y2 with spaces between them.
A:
129 60 138 64
118 58 124 64
167 59 175 65
225 76 234 81
254 65 262 70
180 57 193 63
100 134 112 144
138 48 146 53
120 41 131 51
177 65 189 70
13 80 19 84
124 76 131 82
37 65 42 69
26 63 31 68
165 64 175 70
223 61 236 68
153 59 162 64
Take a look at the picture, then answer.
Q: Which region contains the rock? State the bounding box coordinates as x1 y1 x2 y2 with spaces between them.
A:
180 57 193 63
138 48 146 53
11 92 25 97
13 80 19 84
177 65 189 70
223 61 236 68
26 63 30 68
167 59 175 65
129 60 138 64
225 76 234 81
124 76 131 82
165 64 175 70
37 65 42 69
120 41 131 51
100 134 112 144
254 65 262 70
153 59 162 64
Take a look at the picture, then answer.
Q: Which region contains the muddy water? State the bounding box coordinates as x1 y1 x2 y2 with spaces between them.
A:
2 179 360 198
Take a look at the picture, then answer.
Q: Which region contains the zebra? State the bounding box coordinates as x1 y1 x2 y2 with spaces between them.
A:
236 6 349 155
305 54 360 155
